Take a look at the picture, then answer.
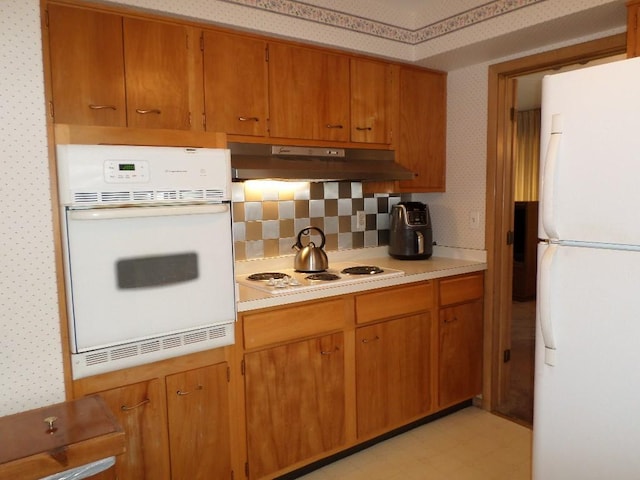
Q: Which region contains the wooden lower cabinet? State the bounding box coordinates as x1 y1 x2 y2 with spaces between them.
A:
166 363 232 480
244 333 346 480
96 379 171 480
439 302 483 407
438 273 484 408
356 312 434 438
76 356 233 480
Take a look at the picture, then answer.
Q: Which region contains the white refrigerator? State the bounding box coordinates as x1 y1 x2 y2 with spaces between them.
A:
534 56 640 479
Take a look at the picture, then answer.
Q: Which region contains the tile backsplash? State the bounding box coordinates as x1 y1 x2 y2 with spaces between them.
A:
232 181 408 260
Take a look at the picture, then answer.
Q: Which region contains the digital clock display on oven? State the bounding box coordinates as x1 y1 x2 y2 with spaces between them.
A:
119 163 136 171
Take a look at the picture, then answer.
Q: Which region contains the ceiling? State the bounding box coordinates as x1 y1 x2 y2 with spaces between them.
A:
221 0 626 70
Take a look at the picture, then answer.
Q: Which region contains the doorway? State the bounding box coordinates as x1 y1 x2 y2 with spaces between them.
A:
484 33 627 425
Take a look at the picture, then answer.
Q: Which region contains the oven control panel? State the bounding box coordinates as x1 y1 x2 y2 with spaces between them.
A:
104 160 149 183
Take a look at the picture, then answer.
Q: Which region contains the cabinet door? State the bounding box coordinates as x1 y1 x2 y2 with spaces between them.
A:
269 42 350 141
46 4 126 126
166 363 232 480
97 379 170 480
245 333 345 479
439 300 483 407
123 18 193 130
397 67 446 192
350 58 391 144
356 313 433 438
203 30 268 136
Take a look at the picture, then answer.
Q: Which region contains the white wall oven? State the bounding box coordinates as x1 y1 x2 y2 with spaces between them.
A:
56 144 236 379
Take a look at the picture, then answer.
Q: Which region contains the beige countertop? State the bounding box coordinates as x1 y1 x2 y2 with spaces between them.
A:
235 246 487 312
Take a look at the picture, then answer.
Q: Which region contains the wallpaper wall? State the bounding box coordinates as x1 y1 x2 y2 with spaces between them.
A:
0 0 625 415
0 2 65 413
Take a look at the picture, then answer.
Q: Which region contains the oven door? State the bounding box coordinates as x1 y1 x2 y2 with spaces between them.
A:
63 203 235 353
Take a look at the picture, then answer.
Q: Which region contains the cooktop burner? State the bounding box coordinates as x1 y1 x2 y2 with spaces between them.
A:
237 262 405 296
306 273 340 281
341 266 384 275
247 272 290 281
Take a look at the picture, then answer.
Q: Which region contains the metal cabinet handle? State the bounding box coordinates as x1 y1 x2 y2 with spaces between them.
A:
238 116 259 122
120 398 150 411
89 104 117 110
361 335 380 344
356 126 372 131
177 385 203 396
326 124 344 129
444 316 458 324
135 108 162 115
320 346 340 355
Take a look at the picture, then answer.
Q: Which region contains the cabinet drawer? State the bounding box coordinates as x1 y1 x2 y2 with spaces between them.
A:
355 282 433 324
243 298 347 349
439 273 484 306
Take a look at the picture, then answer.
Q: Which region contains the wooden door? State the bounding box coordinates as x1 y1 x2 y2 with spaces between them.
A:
627 1 640 57
203 30 268 136
439 300 484 407
244 333 346 479
166 363 232 480
46 3 126 126
97 379 170 480
396 67 446 192
350 58 391 144
269 42 350 142
356 313 433 438
123 18 193 130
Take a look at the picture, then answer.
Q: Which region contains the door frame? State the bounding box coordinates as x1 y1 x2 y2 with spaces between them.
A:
484 33 627 411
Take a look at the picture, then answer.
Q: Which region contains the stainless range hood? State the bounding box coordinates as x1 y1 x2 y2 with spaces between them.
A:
229 142 415 182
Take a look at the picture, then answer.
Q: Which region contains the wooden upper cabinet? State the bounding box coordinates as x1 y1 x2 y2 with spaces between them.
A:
45 3 196 130
46 4 126 126
203 30 268 136
268 42 350 142
123 18 193 130
350 58 392 144
396 67 447 192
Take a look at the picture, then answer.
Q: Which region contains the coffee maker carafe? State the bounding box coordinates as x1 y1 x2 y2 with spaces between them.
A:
389 202 433 260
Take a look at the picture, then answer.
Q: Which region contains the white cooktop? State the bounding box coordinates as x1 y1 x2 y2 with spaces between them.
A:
236 261 404 295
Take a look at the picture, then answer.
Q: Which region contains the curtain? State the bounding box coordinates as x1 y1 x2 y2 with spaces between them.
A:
514 108 541 201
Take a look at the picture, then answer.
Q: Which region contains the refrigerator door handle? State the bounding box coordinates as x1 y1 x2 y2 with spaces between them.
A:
541 114 563 240
539 243 558 366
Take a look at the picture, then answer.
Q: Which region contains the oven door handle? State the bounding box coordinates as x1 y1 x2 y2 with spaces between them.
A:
68 203 229 220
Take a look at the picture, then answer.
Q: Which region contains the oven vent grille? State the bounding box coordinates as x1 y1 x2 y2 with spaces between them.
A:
71 188 227 205
71 322 235 379
133 191 155 201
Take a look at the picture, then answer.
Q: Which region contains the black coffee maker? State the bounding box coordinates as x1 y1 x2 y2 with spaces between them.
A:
389 202 433 260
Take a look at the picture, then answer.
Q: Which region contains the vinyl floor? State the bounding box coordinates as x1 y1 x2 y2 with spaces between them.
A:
296 406 532 480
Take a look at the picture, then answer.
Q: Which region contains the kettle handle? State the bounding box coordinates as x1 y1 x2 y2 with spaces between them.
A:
297 226 326 249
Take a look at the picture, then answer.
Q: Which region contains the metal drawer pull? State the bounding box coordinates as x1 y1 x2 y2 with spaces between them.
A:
120 398 150 411
444 316 459 324
238 116 259 122
361 335 380 344
89 104 117 110
177 385 203 395
135 108 162 115
326 124 344 129
356 126 372 131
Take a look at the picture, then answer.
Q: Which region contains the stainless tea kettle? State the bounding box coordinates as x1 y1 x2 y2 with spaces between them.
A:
292 226 329 272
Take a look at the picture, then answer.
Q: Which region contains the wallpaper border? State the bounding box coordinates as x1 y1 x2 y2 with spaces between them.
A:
219 0 547 45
